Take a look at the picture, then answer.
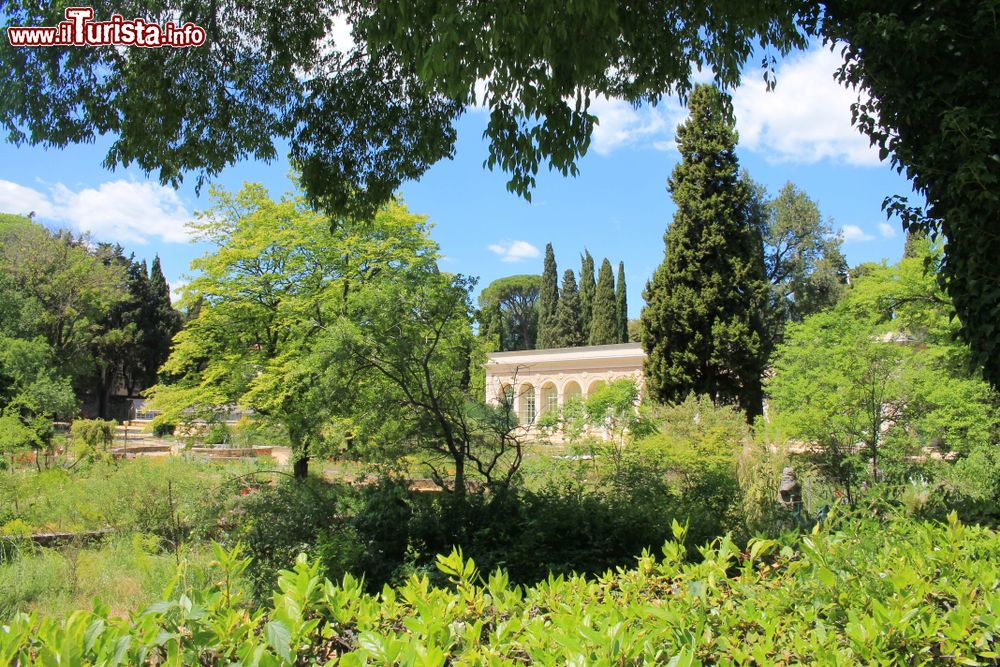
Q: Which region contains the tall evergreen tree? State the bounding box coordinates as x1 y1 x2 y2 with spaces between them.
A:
590 258 618 345
552 269 585 347
615 261 628 343
536 243 559 348
579 250 596 336
143 256 182 387
640 84 768 419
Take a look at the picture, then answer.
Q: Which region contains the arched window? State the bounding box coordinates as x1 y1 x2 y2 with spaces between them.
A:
541 383 558 415
563 380 582 404
498 384 514 411
518 383 536 424
587 379 607 397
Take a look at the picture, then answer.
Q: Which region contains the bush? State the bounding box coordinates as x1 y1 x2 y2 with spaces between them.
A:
70 419 116 463
151 421 175 438
204 422 229 445
3 514 997 664
229 476 343 599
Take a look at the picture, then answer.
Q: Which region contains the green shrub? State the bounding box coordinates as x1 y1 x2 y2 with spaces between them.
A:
229 476 343 599
204 422 230 445
151 420 175 438
2 513 997 664
70 419 116 463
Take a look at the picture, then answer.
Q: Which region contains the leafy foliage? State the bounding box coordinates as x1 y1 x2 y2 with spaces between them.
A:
146 183 434 477
615 261 629 344
3 514 997 664
70 419 116 463
752 180 849 351
579 250 596 337
476 274 541 351
327 268 526 494
819 0 1000 389
768 242 999 501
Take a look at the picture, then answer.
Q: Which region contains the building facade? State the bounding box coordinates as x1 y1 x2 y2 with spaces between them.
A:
484 343 646 425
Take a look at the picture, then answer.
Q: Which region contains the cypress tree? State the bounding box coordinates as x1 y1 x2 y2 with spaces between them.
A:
640 84 767 419
552 269 585 347
579 250 595 336
536 243 559 348
615 261 628 343
144 256 182 387
478 300 504 351
589 258 618 345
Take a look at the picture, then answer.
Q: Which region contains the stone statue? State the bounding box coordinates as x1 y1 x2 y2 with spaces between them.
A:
778 466 802 510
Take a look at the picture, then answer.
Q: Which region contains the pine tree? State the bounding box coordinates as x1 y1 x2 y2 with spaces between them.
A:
552 269 585 347
579 250 595 336
640 84 768 419
615 261 628 343
536 243 559 348
590 258 618 345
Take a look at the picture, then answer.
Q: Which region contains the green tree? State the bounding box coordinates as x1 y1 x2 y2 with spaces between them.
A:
551 269 585 348
144 257 182 386
326 270 526 495
753 180 848 351
641 85 768 418
477 274 541 351
146 184 434 478
5 2 996 388
615 261 628 343
821 0 1000 389
0 214 127 398
0 336 76 463
536 243 559 349
589 259 618 345
579 250 596 336
769 242 998 502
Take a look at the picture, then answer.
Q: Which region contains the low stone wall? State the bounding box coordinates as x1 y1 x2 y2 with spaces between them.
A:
110 445 174 459
189 446 273 460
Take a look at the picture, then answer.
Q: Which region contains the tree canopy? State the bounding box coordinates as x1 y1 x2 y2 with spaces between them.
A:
3 0 996 383
146 184 435 477
768 239 997 502
477 274 541 352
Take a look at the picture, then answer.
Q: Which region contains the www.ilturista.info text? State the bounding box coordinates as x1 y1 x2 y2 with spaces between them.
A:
7 7 205 47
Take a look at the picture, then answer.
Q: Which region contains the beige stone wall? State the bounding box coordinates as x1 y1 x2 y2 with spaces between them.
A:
483 343 645 429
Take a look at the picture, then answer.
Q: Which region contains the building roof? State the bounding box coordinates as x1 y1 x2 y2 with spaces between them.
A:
485 343 645 368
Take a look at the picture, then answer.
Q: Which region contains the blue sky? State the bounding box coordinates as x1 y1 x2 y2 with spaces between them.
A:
0 45 916 319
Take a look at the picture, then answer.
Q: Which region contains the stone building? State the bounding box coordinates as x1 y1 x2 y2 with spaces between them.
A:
484 342 646 426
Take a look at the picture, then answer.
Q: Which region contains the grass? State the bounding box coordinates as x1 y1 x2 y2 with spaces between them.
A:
0 457 279 534
0 536 223 621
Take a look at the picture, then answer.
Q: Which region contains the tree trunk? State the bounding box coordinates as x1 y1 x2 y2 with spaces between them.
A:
289 428 310 480
453 456 465 498
293 456 308 480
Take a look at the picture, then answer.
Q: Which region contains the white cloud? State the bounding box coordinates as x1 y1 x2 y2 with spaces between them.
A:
732 47 878 166
488 240 540 263
168 279 188 305
588 96 685 155
329 13 355 52
841 224 875 242
878 222 897 239
0 179 192 245
0 180 57 217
